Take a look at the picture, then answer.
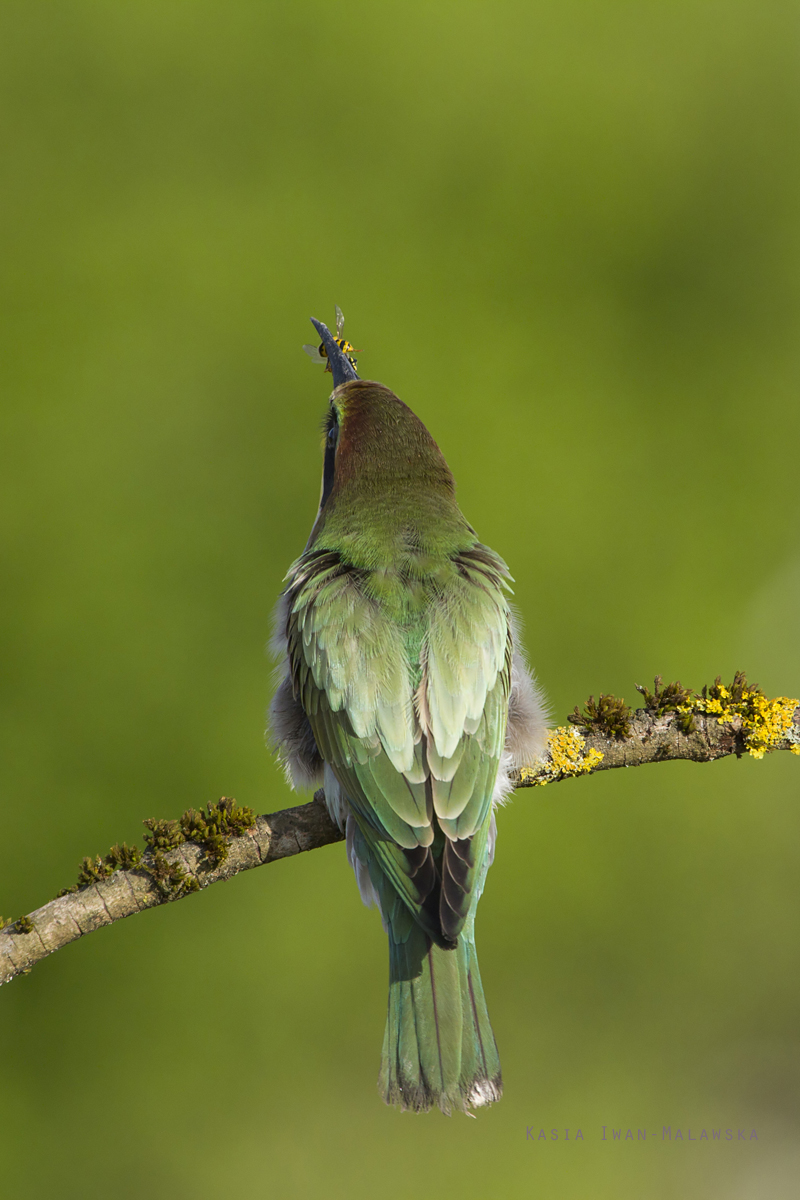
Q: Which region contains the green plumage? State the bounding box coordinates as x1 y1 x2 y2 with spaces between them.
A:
382 926 500 1114
278 379 512 1113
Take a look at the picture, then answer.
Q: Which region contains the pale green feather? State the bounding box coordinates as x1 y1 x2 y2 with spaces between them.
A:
423 570 510 761
284 545 512 941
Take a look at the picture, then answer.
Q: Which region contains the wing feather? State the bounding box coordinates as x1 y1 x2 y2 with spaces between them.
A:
281 544 513 944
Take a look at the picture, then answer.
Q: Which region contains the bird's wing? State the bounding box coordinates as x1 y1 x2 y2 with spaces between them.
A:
283 546 512 944
284 549 424 833
419 547 512 938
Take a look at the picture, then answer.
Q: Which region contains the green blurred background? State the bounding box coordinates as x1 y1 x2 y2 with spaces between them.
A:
1 2 799 1196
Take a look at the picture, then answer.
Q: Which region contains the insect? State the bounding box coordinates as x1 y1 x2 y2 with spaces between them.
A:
303 305 359 373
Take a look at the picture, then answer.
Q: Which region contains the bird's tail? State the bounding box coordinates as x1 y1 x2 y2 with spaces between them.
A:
379 922 502 1115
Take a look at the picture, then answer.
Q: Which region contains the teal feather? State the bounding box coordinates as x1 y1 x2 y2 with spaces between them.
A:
379 910 501 1114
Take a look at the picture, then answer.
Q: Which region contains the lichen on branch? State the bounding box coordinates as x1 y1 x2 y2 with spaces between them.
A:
518 726 604 786
674 672 800 759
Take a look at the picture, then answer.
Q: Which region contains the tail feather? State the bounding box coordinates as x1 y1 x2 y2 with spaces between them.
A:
379 923 502 1115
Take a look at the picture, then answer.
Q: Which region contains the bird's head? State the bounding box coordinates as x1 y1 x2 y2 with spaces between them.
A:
306 315 461 557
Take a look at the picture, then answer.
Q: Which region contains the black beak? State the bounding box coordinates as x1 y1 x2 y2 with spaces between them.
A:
310 317 360 388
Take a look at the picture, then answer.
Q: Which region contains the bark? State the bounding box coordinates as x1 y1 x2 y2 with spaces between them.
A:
1 705 797 987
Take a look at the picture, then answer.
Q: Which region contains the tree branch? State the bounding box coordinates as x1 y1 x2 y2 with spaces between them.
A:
2 700 798 988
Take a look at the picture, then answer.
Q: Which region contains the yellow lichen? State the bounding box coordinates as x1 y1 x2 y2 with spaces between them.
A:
679 686 799 760
522 726 604 787
739 695 799 759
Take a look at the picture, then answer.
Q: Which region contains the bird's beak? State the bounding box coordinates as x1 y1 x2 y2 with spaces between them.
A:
310 317 360 388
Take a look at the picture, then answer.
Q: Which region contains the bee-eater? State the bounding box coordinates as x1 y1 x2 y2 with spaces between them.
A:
270 317 548 1114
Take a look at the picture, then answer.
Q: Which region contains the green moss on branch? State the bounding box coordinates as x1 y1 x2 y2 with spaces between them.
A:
568 693 633 740
59 798 257 899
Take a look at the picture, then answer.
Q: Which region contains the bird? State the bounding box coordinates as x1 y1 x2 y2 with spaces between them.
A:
269 314 549 1115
